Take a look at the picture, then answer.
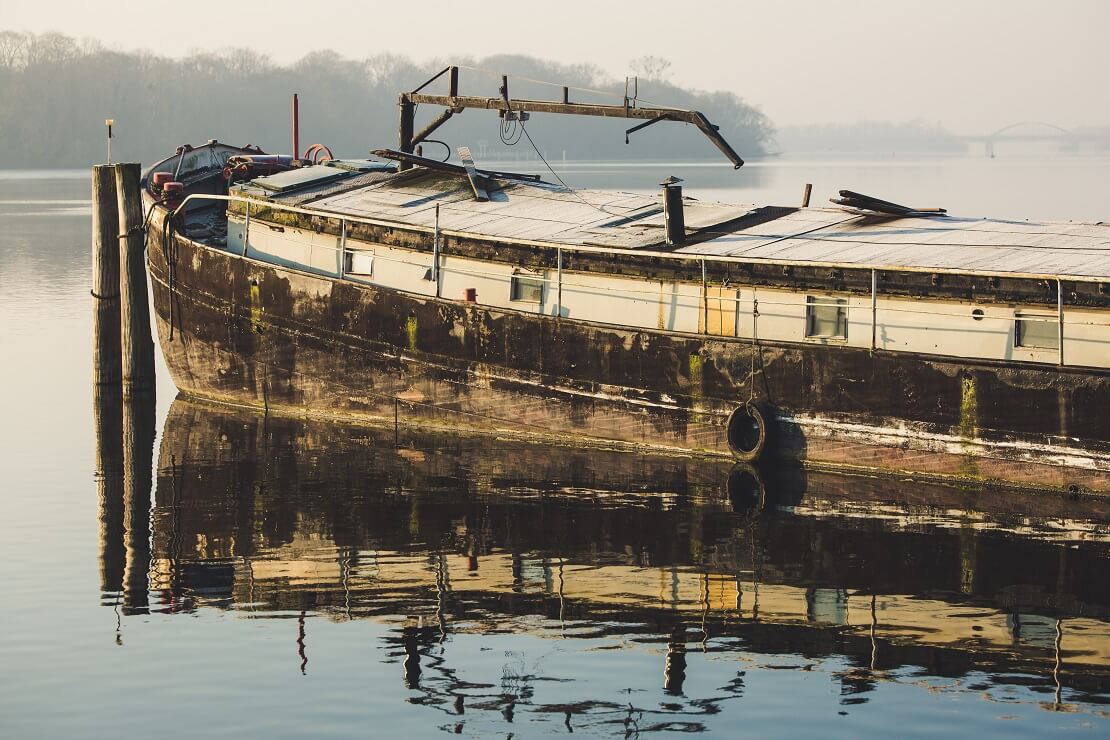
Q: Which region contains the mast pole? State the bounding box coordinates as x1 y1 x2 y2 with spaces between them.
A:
398 96 415 171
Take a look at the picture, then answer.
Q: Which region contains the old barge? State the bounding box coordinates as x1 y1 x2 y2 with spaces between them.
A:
142 68 1110 494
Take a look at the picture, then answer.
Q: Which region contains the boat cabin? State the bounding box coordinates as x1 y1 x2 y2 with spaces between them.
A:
175 152 1110 371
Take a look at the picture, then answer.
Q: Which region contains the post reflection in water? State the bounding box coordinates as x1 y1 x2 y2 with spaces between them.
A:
93 384 123 603
98 397 1110 732
663 626 688 695
121 395 155 615
94 385 157 640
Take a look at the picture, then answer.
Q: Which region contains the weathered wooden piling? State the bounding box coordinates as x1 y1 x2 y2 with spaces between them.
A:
91 165 121 387
114 163 155 399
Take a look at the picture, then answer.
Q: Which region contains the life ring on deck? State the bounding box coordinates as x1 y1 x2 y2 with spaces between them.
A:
726 462 766 516
303 144 334 164
726 400 771 463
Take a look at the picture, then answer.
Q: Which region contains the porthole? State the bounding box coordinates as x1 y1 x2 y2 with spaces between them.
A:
971 309 984 321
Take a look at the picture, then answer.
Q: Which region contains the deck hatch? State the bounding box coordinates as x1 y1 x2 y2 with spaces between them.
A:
251 165 351 193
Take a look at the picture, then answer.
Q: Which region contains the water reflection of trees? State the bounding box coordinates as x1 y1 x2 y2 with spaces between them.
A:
98 399 1110 728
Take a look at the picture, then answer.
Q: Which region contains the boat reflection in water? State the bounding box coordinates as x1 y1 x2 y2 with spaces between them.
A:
103 398 1110 732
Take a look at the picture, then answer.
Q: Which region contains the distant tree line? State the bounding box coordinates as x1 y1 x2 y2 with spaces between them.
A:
0 32 774 169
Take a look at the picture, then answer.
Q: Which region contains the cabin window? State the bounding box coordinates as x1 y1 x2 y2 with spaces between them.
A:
345 250 374 276
510 272 544 303
805 296 848 339
1015 312 1058 350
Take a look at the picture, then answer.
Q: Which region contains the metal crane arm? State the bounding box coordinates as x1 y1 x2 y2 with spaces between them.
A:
398 66 745 169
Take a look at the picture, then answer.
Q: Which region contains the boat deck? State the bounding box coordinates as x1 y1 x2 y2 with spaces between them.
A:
228 159 1110 282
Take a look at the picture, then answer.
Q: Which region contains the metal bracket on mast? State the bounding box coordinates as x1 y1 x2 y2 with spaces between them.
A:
625 114 674 143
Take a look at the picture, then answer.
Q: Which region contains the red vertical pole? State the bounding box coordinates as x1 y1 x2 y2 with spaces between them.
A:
292 93 300 160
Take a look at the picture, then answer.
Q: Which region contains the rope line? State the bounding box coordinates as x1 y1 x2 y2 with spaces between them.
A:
748 297 759 404
516 120 621 218
452 65 683 110
90 290 121 300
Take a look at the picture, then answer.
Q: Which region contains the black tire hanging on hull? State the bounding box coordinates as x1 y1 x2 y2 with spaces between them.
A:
726 400 772 463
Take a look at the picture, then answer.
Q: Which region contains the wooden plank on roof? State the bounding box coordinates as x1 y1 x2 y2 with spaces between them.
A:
457 147 489 203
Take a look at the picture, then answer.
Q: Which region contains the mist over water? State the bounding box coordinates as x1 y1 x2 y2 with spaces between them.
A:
1 157 1109 738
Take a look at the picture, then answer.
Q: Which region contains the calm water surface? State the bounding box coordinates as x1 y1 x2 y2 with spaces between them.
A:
1 157 1109 738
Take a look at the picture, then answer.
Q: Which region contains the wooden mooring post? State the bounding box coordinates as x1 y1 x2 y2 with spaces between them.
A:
92 159 156 617
91 165 121 387
114 163 155 399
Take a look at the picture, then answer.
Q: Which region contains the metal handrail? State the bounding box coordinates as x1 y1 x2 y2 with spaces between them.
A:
224 214 1101 322
171 193 1109 285
165 193 1110 366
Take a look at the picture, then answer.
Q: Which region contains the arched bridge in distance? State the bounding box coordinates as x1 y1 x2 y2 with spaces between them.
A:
960 121 1109 157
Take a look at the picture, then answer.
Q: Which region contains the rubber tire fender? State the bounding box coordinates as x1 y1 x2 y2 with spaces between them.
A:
726 400 771 463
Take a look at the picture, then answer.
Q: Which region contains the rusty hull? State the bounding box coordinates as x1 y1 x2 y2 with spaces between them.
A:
147 227 1110 495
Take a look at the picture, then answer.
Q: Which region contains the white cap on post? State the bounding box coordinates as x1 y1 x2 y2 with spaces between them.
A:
105 119 114 164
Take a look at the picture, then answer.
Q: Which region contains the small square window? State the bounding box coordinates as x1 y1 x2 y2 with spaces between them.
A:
1015 312 1058 350
806 296 847 339
510 273 544 303
345 250 374 276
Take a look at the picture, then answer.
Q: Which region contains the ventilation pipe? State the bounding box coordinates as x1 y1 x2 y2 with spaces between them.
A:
292 93 300 161
662 176 685 246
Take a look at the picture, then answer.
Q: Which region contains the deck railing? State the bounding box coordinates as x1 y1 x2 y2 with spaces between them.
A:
171 193 1106 368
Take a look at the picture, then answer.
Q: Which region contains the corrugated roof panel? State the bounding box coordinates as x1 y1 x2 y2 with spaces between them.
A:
436 211 506 233
634 204 757 230
670 210 1110 278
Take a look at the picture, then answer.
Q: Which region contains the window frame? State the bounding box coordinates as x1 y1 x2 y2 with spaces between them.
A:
804 295 848 341
1014 311 1059 350
509 271 545 304
344 249 375 277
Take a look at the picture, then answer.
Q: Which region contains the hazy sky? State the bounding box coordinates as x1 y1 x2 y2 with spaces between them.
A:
7 0 1109 132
